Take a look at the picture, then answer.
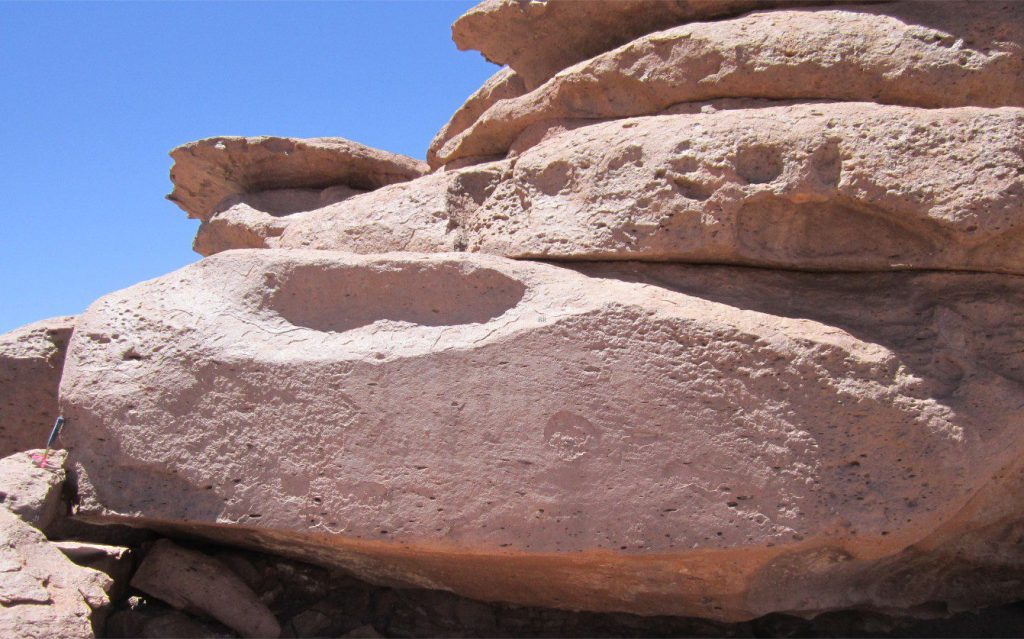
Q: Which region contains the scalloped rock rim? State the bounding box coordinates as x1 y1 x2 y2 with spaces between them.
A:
167 136 429 222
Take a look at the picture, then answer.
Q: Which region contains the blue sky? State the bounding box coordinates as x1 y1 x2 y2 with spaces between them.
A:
0 1 494 333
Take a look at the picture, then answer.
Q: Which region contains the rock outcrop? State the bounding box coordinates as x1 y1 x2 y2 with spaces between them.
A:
0 316 75 457
3 0 1018 631
61 249 1024 619
167 137 429 223
437 1 1024 166
0 507 111 639
451 0 816 90
203 103 1024 274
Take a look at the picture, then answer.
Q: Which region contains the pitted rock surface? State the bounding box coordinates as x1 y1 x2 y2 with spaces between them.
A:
438 1 1024 166
218 104 1024 274
0 316 75 457
168 136 429 222
60 249 1024 619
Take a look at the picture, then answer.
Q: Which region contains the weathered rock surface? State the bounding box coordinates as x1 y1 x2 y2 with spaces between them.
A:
459 103 1024 270
0 507 111 639
428 66 527 169
196 169 469 257
60 249 1024 619
0 449 67 533
451 0 817 90
233 104 1024 273
438 1 1024 166
0 316 74 457
130 539 281 638
168 137 429 222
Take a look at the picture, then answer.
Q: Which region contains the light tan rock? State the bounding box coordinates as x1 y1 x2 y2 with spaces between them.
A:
273 103 1024 273
427 66 527 169
451 0 814 90
167 136 429 222
0 316 75 457
0 507 111 639
198 168 478 257
0 449 67 533
130 539 281 638
60 249 1024 619
463 103 1024 270
438 1 1024 166
191 186 370 256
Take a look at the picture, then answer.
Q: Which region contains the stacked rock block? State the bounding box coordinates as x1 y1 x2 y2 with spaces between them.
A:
53 0 1024 624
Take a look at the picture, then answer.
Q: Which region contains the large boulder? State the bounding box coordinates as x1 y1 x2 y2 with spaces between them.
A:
214 104 1024 274
437 1 1024 166
451 0 816 90
167 136 430 223
0 316 75 457
0 507 111 639
60 249 1024 620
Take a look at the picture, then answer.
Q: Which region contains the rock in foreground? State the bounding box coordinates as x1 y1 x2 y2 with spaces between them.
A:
0 449 67 533
0 507 111 639
61 249 1024 620
0 316 74 457
130 539 281 638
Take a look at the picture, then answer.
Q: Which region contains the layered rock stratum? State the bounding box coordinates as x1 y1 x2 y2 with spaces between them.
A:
451 0 837 90
2 0 1022 635
438 1 1024 166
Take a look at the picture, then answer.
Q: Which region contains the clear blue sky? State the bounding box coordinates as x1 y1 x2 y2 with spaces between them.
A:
0 0 494 333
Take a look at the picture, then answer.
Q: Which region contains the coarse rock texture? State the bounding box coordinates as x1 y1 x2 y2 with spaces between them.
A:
129 539 281 638
167 137 429 222
437 1 1024 166
60 249 1024 620
0 507 112 639
456 103 1024 270
190 185 367 257
427 66 527 169
0 449 67 533
451 0 817 90
217 103 1024 274
195 169 470 258
0 315 75 457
